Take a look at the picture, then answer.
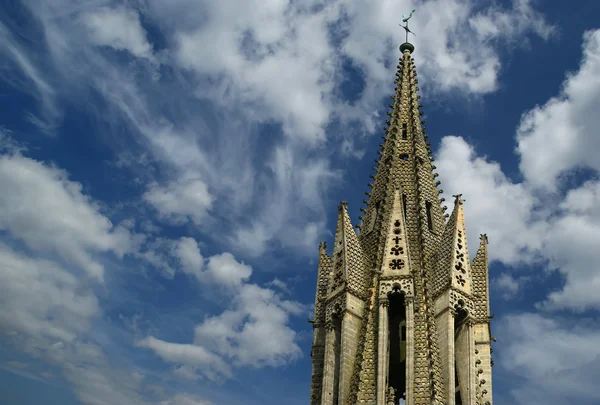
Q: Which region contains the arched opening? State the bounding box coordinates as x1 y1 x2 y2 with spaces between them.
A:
332 311 342 405
425 201 433 231
388 287 406 404
454 306 468 405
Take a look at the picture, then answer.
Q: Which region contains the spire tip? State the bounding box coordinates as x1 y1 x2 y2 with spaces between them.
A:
400 42 415 54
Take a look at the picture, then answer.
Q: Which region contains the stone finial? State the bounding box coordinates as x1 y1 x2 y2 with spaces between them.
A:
319 241 327 252
452 194 465 204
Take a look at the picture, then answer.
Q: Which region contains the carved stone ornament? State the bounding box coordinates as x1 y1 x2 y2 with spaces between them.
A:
379 277 413 298
324 293 346 326
450 288 475 314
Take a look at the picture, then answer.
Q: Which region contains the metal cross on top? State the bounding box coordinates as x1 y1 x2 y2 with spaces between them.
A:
400 9 416 43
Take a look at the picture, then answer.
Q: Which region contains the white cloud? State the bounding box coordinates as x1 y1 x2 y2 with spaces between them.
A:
204 253 252 288
495 273 529 300
435 30 600 312
266 278 289 294
469 0 555 43
160 394 213 405
80 6 154 59
173 237 205 279
194 283 303 368
0 21 60 133
0 152 138 281
538 180 600 311
435 136 545 265
139 251 302 374
436 135 600 312
337 0 554 127
498 313 600 405
0 244 99 344
517 29 600 191
135 336 232 381
11 0 555 262
174 0 337 144
169 237 252 287
144 179 214 226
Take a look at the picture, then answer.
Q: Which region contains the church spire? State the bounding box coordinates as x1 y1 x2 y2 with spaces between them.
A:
358 23 445 267
310 12 494 405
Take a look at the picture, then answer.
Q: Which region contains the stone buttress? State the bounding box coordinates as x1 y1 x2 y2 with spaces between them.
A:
309 39 494 405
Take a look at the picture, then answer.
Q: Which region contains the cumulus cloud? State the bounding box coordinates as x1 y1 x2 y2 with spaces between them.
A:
517 29 600 191
135 336 232 381
495 273 530 300
193 283 303 368
538 179 600 311
435 29 600 312
139 250 303 377
80 6 154 59
0 152 137 281
0 142 230 405
144 179 214 226
204 253 252 288
0 245 100 344
173 237 205 278
169 237 252 287
435 136 545 265
498 313 600 405
436 136 600 312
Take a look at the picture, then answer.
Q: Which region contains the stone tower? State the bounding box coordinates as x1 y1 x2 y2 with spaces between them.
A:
309 40 494 405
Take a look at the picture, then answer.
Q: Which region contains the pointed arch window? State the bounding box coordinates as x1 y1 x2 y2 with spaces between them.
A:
425 201 433 231
402 123 407 140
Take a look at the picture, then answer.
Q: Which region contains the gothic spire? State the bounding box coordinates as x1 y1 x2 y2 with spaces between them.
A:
329 202 370 299
310 14 494 405
472 234 491 320
433 194 473 299
358 40 445 243
313 242 332 327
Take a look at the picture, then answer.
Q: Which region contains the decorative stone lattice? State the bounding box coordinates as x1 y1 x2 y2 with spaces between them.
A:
379 277 414 298
471 235 490 321
450 289 475 315
451 219 472 294
325 292 346 327
351 279 378 404
314 244 333 326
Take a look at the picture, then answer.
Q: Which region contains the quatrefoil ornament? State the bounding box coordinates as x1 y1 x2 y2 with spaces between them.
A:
389 259 405 270
390 246 404 256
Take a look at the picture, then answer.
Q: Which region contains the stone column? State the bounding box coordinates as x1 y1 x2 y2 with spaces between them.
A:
377 297 389 405
321 322 336 405
405 296 415 405
448 309 457 405
466 320 476 405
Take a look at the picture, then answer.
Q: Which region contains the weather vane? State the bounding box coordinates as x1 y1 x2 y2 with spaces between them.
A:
400 9 416 43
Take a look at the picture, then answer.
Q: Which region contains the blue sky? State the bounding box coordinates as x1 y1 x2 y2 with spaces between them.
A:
0 0 599 404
